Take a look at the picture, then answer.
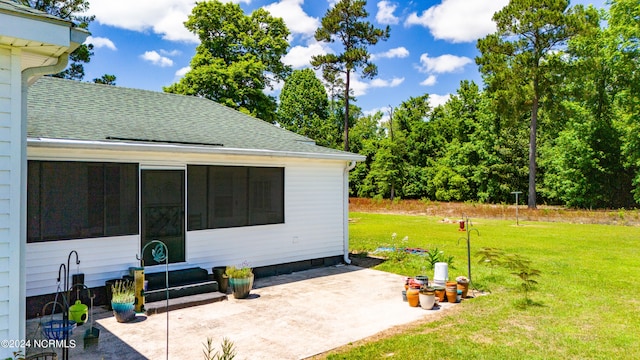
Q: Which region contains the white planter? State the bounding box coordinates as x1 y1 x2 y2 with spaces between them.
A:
419 292 435 310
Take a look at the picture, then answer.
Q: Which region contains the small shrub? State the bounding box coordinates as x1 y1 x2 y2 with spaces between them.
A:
502 254 541 300
203 337 236 360
476 247 541 304
111 280 135 304
226 264 252 279
475 247 506 268
383 233 409 262
424 247 455 270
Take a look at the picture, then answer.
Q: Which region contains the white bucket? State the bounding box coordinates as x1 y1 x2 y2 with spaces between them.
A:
433 262 448 286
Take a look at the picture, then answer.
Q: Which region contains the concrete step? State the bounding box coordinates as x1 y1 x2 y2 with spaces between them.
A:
144 291 227 315
144 280 219 302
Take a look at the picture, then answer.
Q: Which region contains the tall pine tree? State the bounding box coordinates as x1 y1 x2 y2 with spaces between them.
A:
311 0 389 152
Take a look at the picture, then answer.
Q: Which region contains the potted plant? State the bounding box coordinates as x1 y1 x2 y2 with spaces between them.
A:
456 276 469 298
212 266 229 293
226 264 254 299
111 280 135 322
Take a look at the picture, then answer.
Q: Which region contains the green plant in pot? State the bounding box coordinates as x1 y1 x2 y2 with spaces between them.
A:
226 263 253 299
111 280 135 322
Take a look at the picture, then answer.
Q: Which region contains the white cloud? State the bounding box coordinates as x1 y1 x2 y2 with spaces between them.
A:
420 75 437 86
376 1 399 25
404 0 509 43
371 47 409 60
264 79 285 95
338 74 404 97
88 0 253 43
141 50 174 67
370 77 404 88
282 42 330 69
349 75 369 97
429 94 451 108
175 66 190 77
85 36 117 50
263 0 320 38
364 107 390 126
418 53 472 74
327 0 339 7
364 107 387 117
160 49 181 56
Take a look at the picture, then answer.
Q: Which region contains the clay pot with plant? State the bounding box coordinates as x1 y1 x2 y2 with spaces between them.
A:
456 275 469 298
111 280 135 322
226 264 254 299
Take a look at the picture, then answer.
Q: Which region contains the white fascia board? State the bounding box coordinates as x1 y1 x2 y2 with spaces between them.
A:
27 138 367 162
0 13 71 47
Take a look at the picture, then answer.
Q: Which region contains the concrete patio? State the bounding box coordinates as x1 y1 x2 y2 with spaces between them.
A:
25 265 460 359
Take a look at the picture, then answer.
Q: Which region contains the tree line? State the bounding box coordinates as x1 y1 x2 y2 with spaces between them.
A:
33 0 640 209
351 0 640 209
277 0 640 209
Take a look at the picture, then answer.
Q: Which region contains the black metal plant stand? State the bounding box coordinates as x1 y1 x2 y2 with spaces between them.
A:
55 250 80 360
137 240 169 360
458 217 479 292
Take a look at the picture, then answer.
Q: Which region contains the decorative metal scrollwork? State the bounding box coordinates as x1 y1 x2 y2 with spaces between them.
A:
151 243 167 263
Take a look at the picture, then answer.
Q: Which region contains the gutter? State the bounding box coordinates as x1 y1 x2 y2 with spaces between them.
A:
27 137 367 162
22 53 69 85
343 160 357 264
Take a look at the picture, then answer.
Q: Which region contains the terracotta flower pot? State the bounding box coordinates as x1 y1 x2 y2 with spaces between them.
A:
406 287 420 307
457 282 469 298
445 289 457 303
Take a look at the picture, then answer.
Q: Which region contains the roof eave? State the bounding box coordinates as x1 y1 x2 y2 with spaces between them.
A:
27 137 366 162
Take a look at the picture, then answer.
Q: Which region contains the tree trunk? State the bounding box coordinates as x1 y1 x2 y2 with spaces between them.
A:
528 79 539 209
344 69 350 152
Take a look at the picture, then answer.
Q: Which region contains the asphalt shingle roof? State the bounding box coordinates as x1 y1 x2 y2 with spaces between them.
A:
27 77 362 160
0 0 73 25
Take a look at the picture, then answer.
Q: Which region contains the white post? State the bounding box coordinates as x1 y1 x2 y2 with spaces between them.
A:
511 191 522 225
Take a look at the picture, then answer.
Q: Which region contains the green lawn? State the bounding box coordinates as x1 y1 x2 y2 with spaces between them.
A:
328 213 640 359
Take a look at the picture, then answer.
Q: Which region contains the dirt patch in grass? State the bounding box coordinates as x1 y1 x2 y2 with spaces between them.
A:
349 198 640 226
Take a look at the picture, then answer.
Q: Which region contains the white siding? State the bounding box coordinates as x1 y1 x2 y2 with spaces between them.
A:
25 235 139 296
0 47 23 356
0 47 10 341
26 148 350 293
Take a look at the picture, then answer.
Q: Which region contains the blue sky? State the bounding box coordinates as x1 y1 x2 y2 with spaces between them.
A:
82 0 607 117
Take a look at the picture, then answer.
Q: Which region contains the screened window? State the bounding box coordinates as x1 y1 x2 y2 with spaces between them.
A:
28 161 139 242
187 165 284 230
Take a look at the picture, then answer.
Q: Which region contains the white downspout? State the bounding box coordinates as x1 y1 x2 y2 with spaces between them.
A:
15 53 70 349
343 160 357 264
